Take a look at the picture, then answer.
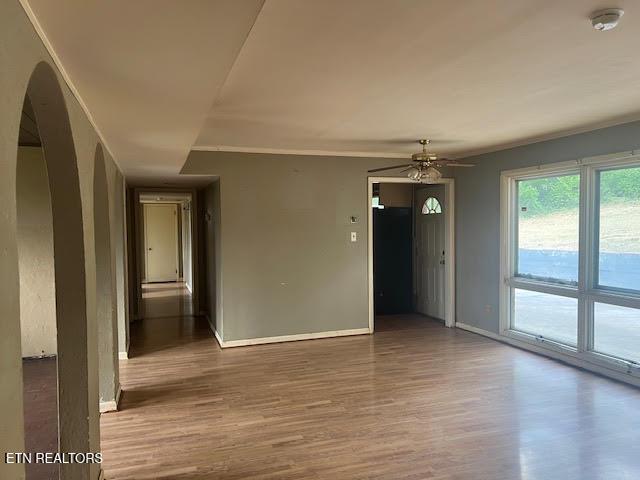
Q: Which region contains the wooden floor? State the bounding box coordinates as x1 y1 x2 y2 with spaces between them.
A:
23 356 59 480
101 287 640 479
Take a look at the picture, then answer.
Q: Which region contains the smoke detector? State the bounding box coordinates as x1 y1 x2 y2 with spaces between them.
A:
590 8 624 31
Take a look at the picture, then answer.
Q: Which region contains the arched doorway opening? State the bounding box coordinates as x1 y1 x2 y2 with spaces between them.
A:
17 92 59 480
94 144 119 411
16 62 92 479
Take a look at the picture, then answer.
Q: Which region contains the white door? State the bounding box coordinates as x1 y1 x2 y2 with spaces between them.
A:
144 203 178 282
414 185 446 320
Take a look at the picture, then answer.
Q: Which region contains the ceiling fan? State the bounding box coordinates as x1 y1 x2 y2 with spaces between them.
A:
368 139 474 182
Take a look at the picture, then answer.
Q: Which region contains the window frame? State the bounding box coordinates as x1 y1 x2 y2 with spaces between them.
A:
593 164 640 295
500 151 640 382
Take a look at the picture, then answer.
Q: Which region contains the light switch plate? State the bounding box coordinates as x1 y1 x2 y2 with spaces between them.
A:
350 232 357 242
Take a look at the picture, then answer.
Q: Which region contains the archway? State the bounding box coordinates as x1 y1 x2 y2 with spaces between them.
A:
17 92 59 479
94 144 120 411
14 62 92 479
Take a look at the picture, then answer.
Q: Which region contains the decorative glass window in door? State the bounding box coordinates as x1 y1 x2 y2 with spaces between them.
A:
422 197 442 214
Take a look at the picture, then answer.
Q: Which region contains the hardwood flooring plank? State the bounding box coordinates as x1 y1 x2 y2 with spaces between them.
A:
100 287 640 479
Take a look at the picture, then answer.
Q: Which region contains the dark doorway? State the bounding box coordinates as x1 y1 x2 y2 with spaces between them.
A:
373 206 413 314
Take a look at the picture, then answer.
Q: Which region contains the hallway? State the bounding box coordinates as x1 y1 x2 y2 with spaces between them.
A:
100 298 640 480
140 282 193 320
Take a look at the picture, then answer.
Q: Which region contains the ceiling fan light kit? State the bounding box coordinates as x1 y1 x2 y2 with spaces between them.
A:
368 139 474 182
408 165 442 183
590 8 624 31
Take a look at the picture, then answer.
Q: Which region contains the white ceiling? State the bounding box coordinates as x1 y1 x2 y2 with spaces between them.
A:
24 0 640 183
24 0 264 184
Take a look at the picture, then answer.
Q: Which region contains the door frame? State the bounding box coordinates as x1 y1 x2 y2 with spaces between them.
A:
143 203 180 283
368 176 455 332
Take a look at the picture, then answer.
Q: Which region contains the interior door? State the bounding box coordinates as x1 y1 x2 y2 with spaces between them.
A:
144 203 178 282
414 185 445 320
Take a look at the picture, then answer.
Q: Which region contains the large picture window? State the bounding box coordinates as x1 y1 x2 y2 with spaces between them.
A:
596 166 640 292
516 174 580 284
501 155 640 380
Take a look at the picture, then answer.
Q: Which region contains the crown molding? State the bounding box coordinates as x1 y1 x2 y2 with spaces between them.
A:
19 0 123 174
191 144 409 159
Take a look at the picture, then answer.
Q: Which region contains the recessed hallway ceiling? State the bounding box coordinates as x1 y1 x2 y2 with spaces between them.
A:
23 0 640 183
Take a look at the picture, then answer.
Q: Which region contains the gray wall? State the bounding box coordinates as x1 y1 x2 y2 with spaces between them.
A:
202 181 222 334
184 152 401 341
17 146 57 357
454 120 640 334
94 147 119 405
187 121 640 342
115 175 129 356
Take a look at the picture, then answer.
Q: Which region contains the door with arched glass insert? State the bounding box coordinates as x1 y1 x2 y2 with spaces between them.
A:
415 186 446 319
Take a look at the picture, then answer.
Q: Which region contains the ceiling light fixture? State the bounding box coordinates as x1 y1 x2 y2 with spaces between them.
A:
368 139 474 183
590 8 624 31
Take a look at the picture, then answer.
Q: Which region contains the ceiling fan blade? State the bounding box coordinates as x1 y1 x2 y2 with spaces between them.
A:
368 163 413 173
435 159 475 167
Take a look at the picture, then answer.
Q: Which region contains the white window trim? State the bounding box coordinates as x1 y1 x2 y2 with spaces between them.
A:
499 149 640 385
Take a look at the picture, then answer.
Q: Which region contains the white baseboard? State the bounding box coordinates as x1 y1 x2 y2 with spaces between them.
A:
203 313 224 349
455 322 502 340
185 282 193 294
99 385 122 413
455 322 640 388
214 329 224 348
218 328 371 348
118 351 128 360
201 311 371 349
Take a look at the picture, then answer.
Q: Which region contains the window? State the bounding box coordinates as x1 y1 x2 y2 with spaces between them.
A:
372 184 385 210
372 196 385 209
422 197 442 214
516 174 579 284
513 289 578 346
593 302 640 363
596 166 640 292
502 156 640 376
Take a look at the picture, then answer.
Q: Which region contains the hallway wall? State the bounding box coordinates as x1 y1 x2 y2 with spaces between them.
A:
202 181 222 335
114 175 129 357
0 1 125 478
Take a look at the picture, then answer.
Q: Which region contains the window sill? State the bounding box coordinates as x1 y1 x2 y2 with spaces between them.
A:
501 328 640 385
